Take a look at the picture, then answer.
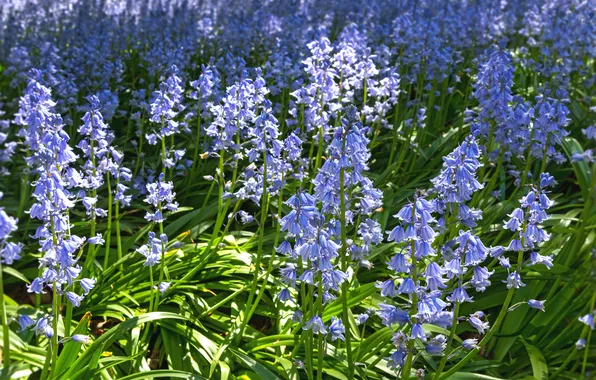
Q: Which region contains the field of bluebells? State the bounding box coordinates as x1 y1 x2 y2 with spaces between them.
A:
0 0 595 379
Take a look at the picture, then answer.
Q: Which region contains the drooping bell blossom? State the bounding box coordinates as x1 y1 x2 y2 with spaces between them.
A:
14 72 61 169
77 94 132 221
500 173 555 293
147 65 187 169
206 69 266 153
277 190 347 342
470 49 530 161
473 49 514 128
288 37 340 135
382 196 452 363
143 173 178 223
462 338 479 350
188 60 221 119
19 79 93 307
136 231 167 267
364 69 401 129
578 311 595 330
528 299 545 311
469 311 490 334
0 193 22 265
77 95 111 217
234 70 290 206
312 106 383 263
529 95 569 164
576 338 587 350
583 126 596 140
0 99 17 176
431 135 484 227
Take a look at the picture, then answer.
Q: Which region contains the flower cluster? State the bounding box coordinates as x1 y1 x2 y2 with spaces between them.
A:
432 135 484 227
147 66 186 169
18 78 94 305
500 173 556 285
0 98 17 176
381 197 452 370
0 194 22 265
278 191 347 338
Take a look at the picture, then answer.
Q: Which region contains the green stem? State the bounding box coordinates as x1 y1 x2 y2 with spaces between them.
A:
82 190 97 277
440 249 524 379
243 188 285 338
149 266 155 313
401 206 419 380
339 166 354 379
315 271 324 380
167 150 231 294
103 175 113 269
0 255 10 368
18 174 29 219
133 113 145 179
581 290 596 379
156 204 166 308
387 104 401 169
50 284 60 378
115 200 123 272
64 302 73 337
433 302 460 379
238 151 270 340
190 100 202 181
310 125 324 191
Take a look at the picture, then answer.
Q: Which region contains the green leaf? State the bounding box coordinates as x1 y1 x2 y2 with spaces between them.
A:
2 266 30 284
117 369 208 379
447 373 505 380
522 338 548 380
229 348 281 380
61 312 188 378
54 313 92 378
562 137 591 200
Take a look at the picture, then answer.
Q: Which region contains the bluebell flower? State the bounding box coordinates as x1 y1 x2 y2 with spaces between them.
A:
328 317 345 341
411 323 427 341
355 312 370 325
0 203 21 265
377 279 396 297
71 334 90 344
157 282 171 295
578 313 595 330
303 315 327 335
528 299 545 311
447 287 473 303
17 314 35 332
136 232 166 267
79 278 96 295
431 135 484 227
576 338 587 350
33 316 54 338
376 304 410 326
425 334 446 354
17 78 87 311
583 126 596 140
66 291 83 307
462 338 479 350
504 272 526 289
88 234 105 245
386 349 406 370
397 278 417 295
278 288 293 303
469 312 489 334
